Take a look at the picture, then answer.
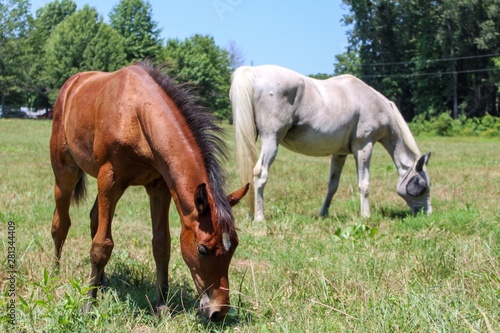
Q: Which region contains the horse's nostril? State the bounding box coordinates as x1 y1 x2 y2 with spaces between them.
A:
210 311 221 322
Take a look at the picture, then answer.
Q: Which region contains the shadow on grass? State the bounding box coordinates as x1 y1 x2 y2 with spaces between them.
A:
105 268 195 316
307 203 411 223
314 212 358 223
103 255 252 329
376 206 411 219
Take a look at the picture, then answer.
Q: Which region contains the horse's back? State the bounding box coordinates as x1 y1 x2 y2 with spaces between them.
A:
245 65 396 156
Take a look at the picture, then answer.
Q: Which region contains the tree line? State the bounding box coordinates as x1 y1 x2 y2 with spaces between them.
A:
334 0 500 120
1 0 499 121
0 0 241 120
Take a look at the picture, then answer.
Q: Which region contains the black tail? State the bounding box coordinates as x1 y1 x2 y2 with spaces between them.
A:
73 172 87 204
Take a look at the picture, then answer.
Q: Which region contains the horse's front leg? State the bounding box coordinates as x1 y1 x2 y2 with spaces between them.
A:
319 155 347 217
354 142 373 218
83 164 124 314
146 179 172 316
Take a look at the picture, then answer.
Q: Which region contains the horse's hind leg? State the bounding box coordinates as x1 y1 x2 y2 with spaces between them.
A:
51 167 85 264
89 196 107 287
253 135 280 222
146 179 172 316
319 155 347 217
90 196 99 239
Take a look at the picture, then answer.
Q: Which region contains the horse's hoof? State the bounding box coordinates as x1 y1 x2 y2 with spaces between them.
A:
318 210 329 218
253 214 265 222
155 304 170 318
99 272 108 291
82 301 93 315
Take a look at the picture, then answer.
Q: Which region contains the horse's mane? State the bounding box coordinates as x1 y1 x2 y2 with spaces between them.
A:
387 101 421 158
135 60 235 234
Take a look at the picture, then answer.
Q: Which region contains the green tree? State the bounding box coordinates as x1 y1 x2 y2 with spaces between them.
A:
309 73 333 80
339 0 418 119
338 0 500 119
409 0 446 117
413 0 500 118
334 48 361 76
109 0 163 62
0 0 31 114
43 5 101 90
162 34 232 119
494 57 500 96
43 5 128 99
30 0 77 47
28 0 77 110
81 24 128 72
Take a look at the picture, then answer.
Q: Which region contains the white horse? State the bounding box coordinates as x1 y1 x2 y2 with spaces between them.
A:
230 65 432 221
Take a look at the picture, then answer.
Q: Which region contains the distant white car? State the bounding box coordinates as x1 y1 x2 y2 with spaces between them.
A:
21 107 48 118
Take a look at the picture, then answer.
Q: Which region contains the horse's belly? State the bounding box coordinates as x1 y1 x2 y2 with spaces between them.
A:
281 128 351 156
66 137 100 178
64 122 100 178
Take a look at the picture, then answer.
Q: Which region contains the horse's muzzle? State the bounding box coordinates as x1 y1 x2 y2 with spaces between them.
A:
410 201 432 216
199 292 230 321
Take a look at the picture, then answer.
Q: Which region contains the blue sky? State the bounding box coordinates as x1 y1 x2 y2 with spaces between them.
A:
30 0 350 75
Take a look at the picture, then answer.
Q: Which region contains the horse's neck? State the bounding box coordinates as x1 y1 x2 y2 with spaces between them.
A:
381 102 421 178
141 108 207 212
383 125 421 178
392 143 419 177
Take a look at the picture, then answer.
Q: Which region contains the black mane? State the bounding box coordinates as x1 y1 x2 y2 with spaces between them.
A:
136 60 234 233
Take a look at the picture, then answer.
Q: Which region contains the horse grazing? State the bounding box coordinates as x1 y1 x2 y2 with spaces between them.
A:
50 61 248 321
230 64 431 221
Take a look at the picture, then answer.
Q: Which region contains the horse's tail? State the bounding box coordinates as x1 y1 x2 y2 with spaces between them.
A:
72 172 87 204
230 66 257 214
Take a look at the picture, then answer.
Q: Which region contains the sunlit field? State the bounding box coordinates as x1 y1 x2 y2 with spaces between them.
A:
1 119 499 332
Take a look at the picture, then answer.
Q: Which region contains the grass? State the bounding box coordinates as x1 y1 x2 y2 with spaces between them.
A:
1 118 499 332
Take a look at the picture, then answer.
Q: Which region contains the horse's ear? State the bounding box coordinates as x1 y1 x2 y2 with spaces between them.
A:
194 183 209 216
227 183 250 207
415 152 431 172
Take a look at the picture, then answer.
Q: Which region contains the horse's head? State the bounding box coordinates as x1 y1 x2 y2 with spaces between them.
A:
397 152 432 215
180 183 249 321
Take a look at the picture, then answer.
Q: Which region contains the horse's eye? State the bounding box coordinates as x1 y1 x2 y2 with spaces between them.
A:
198 244 210 256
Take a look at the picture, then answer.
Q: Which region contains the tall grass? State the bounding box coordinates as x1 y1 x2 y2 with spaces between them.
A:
1 119 499 332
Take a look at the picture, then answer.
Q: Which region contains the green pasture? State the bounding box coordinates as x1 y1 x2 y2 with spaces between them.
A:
1 119 499 332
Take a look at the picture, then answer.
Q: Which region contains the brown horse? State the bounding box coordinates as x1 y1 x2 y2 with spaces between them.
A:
50 61 248 321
